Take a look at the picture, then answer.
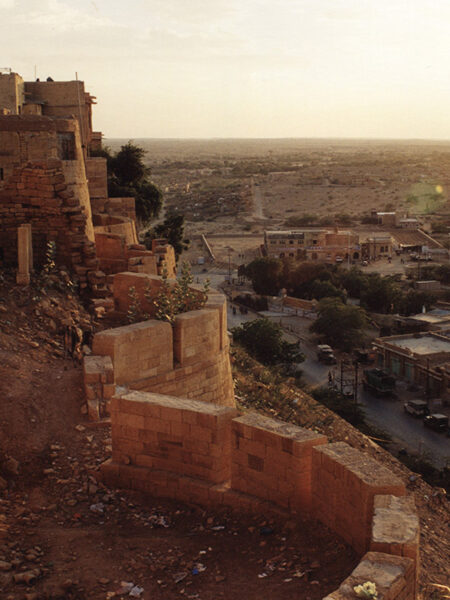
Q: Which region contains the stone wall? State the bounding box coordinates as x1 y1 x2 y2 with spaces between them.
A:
101 391 419 599
90 300 235 409
85 157 108 200
0 160 98 287
92 320 173 385
312 442 406 555
232 412 327 512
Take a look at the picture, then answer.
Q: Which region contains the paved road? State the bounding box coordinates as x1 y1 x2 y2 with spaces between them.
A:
297 341 450 469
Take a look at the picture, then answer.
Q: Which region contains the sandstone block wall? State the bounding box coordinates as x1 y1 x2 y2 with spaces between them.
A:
83 355 115 419
173 309 220 366
0 160 98 287
232 413 327 512
371 495 420 596
101 392 417 598
93 320 173 385
85 157 108 200
90 294 235 408
323 552 415 600
311 442 406 555
110 391 237 485
132 345 235 408
113 272 166 315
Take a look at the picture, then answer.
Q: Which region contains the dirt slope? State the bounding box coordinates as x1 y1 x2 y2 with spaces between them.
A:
0 279 448 599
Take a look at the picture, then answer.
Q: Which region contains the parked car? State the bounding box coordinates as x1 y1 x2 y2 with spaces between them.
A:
404 399 430 418
423 413 449 432
317 344 337 365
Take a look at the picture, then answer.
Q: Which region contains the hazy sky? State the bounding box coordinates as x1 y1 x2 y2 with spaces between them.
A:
1 0 450 139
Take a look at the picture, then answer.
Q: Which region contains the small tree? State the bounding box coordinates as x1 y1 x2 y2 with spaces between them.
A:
242 257 283 295
311 297 367 351
145 213 189 259
232 318 303 365
145 263 209 324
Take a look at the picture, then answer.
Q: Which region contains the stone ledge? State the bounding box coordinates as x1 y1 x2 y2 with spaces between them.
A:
313 442 406 491
323 551 415 600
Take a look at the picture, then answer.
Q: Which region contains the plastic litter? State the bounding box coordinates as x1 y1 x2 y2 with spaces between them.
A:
89 503 104 514
129 585 144 597
192 563 206 575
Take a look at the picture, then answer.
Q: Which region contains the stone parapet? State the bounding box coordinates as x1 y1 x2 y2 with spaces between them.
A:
110 391 237 484
232 412 327 512
82 355 115 419
324 552 415 600
311 442 406 554
371 495 420 596
92 320 173 385
90 289 234 408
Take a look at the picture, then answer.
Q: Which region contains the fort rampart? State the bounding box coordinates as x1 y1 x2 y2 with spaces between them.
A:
101 390 419 599
83 285 234 418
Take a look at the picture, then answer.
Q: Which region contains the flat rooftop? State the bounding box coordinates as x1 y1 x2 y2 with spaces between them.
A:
387 334 450 355
409 309 450 325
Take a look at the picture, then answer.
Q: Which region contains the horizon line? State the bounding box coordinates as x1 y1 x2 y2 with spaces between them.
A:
103 135 450 143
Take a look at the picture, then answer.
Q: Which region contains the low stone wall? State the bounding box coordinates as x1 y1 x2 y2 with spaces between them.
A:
82 355 115 419
86 290 235 412
324 552 415 600
232 412 327 512
92 320 173 385
312 442 406 555
101 390 419 600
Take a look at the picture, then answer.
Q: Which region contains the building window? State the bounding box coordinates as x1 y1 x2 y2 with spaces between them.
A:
0 167 3 181
289 253 294 257
289 240 294 244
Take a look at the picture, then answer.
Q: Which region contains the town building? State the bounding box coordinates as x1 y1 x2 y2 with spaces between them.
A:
264 228 360 262
374 331 450 403
360 234 393 259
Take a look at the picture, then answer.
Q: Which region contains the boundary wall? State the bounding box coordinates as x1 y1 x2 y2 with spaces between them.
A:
84 287 234 417
101 390 420 599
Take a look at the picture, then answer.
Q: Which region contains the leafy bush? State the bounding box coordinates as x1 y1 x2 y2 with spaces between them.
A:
145 263 210 324
232 318 303 365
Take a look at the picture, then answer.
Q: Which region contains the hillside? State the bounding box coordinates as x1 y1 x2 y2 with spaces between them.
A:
0 277 448 599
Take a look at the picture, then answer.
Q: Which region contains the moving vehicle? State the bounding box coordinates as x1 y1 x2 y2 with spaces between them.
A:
404 399 430 418
362 368 396 397
317 344 337 364
423 413 449 433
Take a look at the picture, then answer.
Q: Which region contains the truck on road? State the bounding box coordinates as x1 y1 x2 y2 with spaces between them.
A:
363 368 396 397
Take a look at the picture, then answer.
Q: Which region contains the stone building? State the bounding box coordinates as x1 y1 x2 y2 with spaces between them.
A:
374 331 450 403
0 70 176 289
264 228 360 262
